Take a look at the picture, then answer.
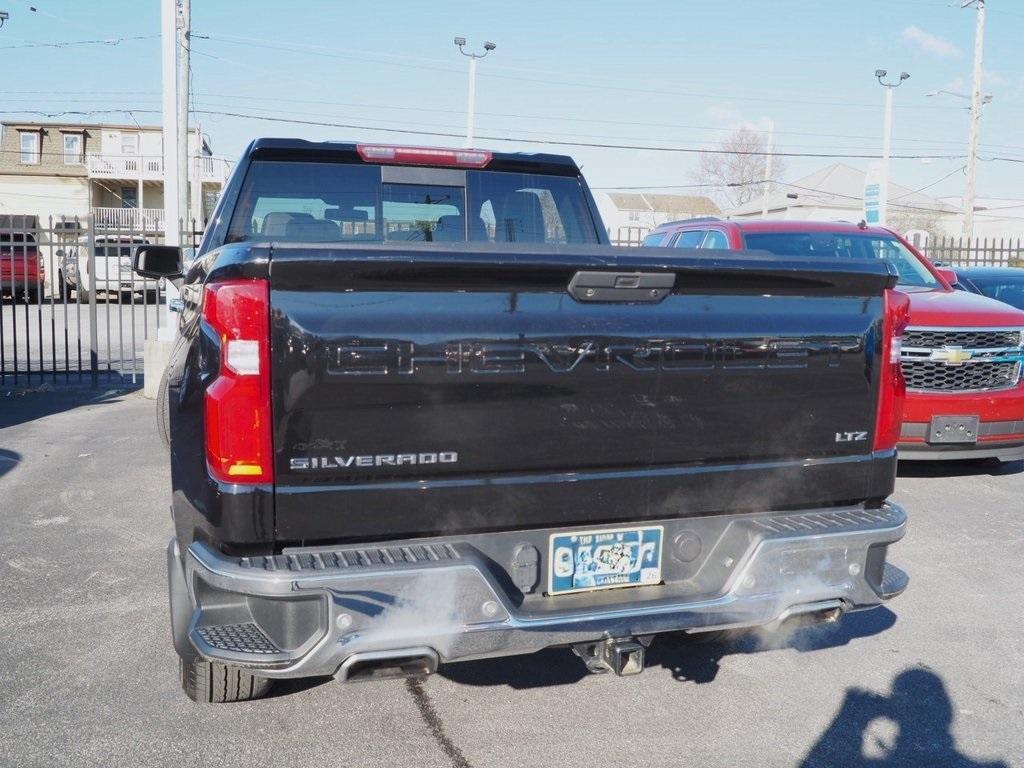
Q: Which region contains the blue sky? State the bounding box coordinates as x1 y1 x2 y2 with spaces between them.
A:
2 0 1023 202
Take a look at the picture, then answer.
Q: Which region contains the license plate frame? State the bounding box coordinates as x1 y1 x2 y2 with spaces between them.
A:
548 525 663 596
927 414 980 444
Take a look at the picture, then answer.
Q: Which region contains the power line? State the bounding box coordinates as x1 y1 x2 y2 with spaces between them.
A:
181 108 972 160
6 90 1024 155
0 33 158 49
890 165 967 200
0 107 998 162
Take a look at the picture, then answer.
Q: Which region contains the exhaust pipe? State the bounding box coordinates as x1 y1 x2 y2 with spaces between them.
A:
338 647 439 683
771 599 847 631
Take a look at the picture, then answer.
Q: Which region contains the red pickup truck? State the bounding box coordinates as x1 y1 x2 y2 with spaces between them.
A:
645 219 1024 462
0 232 44 303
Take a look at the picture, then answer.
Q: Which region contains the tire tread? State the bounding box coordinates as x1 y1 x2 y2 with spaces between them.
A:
179 657 271 703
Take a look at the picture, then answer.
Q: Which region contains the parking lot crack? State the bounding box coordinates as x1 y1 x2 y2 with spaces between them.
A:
406 678 472 768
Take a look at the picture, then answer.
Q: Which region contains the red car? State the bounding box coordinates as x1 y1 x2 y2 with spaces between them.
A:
1 232 44 303
645 218 1024 462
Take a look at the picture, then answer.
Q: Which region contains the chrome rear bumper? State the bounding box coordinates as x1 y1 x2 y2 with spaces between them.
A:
170 502 907 679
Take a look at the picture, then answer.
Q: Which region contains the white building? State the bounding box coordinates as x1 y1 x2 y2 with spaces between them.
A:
595 192 720 242
936 196 1024 241
726 163 960 232
0 120 231 230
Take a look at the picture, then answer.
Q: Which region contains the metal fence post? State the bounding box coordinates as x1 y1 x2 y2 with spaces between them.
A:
87 214 99 389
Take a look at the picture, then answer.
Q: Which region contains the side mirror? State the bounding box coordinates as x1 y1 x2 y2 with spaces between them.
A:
133 245 182 279
936 266 958 286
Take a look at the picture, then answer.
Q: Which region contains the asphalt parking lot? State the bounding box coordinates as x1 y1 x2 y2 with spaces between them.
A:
1 388 1021 768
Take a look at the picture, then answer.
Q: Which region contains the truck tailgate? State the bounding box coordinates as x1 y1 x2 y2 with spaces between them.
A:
267 244 896 544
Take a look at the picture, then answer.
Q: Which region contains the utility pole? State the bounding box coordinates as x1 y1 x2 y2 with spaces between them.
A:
454 37 496 147
176 0 191 238
161 0 180 246
761 119 774 217
963 0 986 239
873 70 910 227
160 0 180 343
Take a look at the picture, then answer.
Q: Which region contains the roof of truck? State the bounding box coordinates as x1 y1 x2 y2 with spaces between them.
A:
725 220 896 236
244 138 583 176
654 218 897 237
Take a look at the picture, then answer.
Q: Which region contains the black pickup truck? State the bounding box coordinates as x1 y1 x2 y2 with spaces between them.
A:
136 139 910 703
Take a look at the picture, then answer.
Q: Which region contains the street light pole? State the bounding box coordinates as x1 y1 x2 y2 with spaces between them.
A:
963 0 986 239
874 70 910 227
466 55 477 146
454 37 496 147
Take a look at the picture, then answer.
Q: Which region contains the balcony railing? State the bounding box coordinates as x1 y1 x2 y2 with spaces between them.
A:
87 154 164 180
92 207 165 230
86 154 230 183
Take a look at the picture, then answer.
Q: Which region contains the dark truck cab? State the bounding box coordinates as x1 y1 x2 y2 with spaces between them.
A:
138 140 909 702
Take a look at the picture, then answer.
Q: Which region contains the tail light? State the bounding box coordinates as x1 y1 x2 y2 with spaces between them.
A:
202 279 273 484
873 288 911 452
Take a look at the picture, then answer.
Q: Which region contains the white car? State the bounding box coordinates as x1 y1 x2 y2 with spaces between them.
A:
58 234 159 302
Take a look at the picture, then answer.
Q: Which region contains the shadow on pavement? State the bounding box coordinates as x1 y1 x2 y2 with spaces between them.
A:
262 675 334 700
439 607 897 690
0 448 20 480
0 386 135 430
898 458 1022 478
800 667 1009 768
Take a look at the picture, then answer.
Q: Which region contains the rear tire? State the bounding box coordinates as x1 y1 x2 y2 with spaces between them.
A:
26 288 40 304
179 656 272 703
156 370 171 449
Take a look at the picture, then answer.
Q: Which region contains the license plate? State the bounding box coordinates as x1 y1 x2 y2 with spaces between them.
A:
548 526 663 596
928 415 980 444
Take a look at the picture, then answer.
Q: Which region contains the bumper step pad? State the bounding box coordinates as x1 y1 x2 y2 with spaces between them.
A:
879 563 910 600
194 623 281 656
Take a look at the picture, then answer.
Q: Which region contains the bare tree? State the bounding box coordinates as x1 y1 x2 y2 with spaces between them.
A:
692 127 786 209
885 206 948 241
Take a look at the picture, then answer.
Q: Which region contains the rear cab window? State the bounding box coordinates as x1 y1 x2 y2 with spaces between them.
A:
226 160 600 246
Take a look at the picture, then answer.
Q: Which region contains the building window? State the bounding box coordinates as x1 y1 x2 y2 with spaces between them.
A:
628 210 640 222
121 187 139 210
63 133 83 165
120 133 139 155
19 131 40 164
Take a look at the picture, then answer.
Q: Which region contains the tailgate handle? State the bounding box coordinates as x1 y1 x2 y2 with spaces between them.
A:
568 271 675 303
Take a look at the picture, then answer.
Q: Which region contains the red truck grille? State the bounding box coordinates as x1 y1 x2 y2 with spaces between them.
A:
901 327 1024 393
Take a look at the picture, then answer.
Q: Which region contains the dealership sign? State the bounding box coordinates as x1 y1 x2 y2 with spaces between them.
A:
864 161 887 226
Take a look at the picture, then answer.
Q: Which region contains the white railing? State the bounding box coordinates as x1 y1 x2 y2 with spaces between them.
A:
197 155 231 183
92 207 165 230
87 153 230 184
87 153 164 180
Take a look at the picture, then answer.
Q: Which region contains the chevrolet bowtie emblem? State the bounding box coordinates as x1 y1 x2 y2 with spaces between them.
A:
929 346 974 365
